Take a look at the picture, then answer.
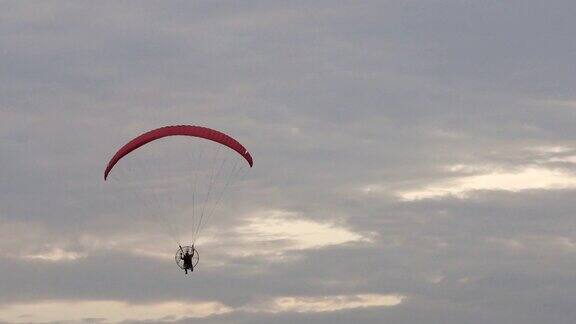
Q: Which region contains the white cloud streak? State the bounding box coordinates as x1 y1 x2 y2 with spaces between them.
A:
0 300 232 323
397 166 576 200
234 210 372 255
0 294 405 323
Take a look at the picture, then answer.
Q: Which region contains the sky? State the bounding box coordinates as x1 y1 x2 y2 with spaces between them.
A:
1 0 576 323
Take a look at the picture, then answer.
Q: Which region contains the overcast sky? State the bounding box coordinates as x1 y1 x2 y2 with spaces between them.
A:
1 1 576 323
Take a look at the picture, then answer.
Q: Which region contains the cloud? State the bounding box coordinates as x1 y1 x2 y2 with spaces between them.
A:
243 294 405 314
0 300 231 323
233 210 371 255
2 1 576 323
397 166 576 200
22 247 84 262
0 294 404 323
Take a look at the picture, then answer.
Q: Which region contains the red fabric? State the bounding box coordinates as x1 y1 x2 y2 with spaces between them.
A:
104 125 253 180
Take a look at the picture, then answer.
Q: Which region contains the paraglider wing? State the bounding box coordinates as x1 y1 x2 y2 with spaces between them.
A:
104 125 253 180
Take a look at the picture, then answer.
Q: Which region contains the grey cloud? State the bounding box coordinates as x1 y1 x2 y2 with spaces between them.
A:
2 0 576 323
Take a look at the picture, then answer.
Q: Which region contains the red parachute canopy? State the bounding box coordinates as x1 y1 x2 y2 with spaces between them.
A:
104 125 253 180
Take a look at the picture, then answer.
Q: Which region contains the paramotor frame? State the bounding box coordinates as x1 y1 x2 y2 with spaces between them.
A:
175 245 199 270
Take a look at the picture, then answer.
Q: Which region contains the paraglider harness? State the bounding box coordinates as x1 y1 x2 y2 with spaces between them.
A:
177 245 198 274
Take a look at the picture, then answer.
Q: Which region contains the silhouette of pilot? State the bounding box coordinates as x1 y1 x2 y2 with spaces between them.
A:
181 247 194 274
